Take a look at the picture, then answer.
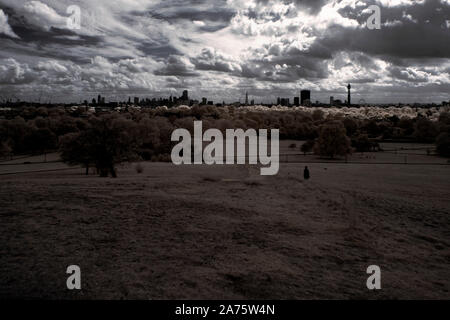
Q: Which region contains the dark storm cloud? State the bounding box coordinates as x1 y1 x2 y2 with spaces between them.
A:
140 0 235 23
325 0 450 61
137 41 182 59
254 0 330 15
0 5 103 63
154 55 199 77
289 0 330 14
1 5 103 46
388 65 429 83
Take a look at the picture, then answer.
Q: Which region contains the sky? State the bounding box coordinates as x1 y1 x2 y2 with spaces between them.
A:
0 0 449 104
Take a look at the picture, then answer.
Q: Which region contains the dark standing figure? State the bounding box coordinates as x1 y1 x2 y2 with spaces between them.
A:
304 166 310 180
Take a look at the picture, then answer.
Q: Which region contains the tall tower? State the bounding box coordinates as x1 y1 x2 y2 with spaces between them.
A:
245 91 249 105
347 84 351 106
301 90 311 106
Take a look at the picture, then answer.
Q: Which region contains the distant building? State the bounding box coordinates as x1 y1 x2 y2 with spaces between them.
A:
301 90 311 105
245 91 249 105
347 84 351 106
202 97 207 105
294 97 300 106
330 96 334 106
134 97 139 105
280 98 289 106
182 90 189 101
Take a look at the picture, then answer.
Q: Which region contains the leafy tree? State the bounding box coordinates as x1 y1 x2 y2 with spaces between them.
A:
398 118 414 136
314 121 351 159
24 127 57 157
59 131 96 175
300 140 315 155
413 118 438 142
343 118 358 137
0 140 12 159
438 112 450 126
436 132 450 157
312 109 325 122
352 134 372 152
59 115 139 177
2 116 28 154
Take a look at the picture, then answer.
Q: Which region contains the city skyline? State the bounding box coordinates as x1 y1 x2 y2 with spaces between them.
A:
2 84 449 107
0 0 449 104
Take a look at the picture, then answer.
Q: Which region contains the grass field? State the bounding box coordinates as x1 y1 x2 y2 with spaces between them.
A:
0 143 449 299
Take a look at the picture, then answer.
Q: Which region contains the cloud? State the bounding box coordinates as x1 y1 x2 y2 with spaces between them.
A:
155 55 199 77
192 47 242 73
0 9 19 38
22 1 67 30
0 0 449 103
0 58 36 84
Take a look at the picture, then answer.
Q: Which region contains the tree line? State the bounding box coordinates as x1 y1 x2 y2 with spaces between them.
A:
0 106 449 177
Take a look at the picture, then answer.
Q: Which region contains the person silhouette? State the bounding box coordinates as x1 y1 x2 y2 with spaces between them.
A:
304 166 310 180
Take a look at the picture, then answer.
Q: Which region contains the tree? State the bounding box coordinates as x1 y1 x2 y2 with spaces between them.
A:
59 131 95 175
312 109 325 121
0 140 12 159
59 114 139 177
24 127 57 159
314 122 351 159
300 140 315 155
343 118 358 137
438 112 450 126
352 134 372 153
436 132 450 157
413 118 438 142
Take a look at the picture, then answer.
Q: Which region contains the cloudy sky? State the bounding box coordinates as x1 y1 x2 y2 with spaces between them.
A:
0 0 449 104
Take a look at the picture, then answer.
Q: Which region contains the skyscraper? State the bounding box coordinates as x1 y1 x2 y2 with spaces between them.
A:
182 90 188 101
245 91 249 105
347 84 351 106
301 90 311 105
